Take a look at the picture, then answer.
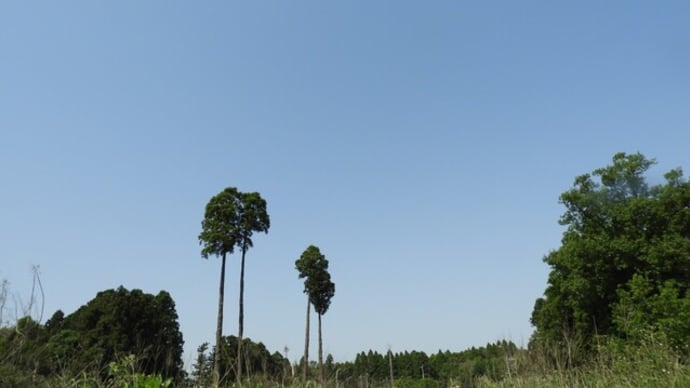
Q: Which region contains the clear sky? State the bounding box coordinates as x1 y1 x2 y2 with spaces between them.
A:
2 1 689 369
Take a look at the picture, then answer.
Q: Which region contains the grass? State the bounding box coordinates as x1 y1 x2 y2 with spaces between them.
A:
5 351 690 388
477 335 690 388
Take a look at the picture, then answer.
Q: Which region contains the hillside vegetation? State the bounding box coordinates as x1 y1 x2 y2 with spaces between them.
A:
1 153 689 387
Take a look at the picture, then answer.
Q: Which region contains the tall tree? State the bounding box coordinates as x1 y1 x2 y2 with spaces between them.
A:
531 153 690 361
309 268 335 387
295 245 335 386
295 245 327 383
199 187 270 387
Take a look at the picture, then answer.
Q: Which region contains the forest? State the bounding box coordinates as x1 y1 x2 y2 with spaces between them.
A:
2 152 690 387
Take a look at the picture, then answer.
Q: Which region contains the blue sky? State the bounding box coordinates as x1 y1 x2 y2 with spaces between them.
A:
1 1 689 368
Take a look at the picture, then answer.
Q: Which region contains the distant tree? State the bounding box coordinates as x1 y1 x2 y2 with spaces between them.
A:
309 266 335 386
191 342 212 387
387 348 394 388
322 341 517 387
199 187 270 386
206 335 288 386
295 245 330 383
325 353 335 378
531 153 690 360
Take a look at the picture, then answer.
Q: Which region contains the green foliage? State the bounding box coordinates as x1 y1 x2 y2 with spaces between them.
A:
189 335 289 387
61 287 184 379
614 275 690 353
108 354 172 388
310 271 335 317
295 245 336 385
0 287 184 385
393 378 442 388
199 187 270 259
295 246 328 284
332 341 518 387
531 153 690 360
478 334 690 388
191 342 213 387
295 245 335 316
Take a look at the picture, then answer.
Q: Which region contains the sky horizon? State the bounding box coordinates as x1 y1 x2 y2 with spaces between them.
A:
2 1 689 369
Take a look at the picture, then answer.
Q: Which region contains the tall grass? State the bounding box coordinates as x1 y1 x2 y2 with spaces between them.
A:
478 334 690 388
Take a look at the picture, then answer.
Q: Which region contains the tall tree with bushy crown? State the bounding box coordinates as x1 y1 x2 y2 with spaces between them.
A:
295 245 335 385
199 187 270 387
310 265 335 386
531 153 690 362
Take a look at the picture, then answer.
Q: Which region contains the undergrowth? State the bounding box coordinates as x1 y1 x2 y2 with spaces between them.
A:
478 334 690 388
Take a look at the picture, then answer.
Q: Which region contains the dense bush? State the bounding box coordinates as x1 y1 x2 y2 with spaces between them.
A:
0 286 184 386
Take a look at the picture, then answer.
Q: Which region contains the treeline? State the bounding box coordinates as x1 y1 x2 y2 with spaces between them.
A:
3 152 689 387
189 339 519 388
331 340 518 387
1 285 516 387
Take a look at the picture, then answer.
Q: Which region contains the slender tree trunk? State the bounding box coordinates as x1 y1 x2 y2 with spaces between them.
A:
303 296 310 382
388 348 394 388
213 252 227 388
318 312 324 387
237 246 247 386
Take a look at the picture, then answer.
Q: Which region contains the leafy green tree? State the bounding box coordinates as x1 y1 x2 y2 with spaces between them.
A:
309 265 335 386
0 287 184 384
201 335 287 386
295 245 329 383
613 275 690 352
61 287 184 379
531 153 690 361
191 342 212 387
199 187 270 386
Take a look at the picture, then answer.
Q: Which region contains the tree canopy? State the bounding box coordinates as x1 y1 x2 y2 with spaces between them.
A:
531 153 690 358
296 245 335 316
0 286 184 385
199 187 270 260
